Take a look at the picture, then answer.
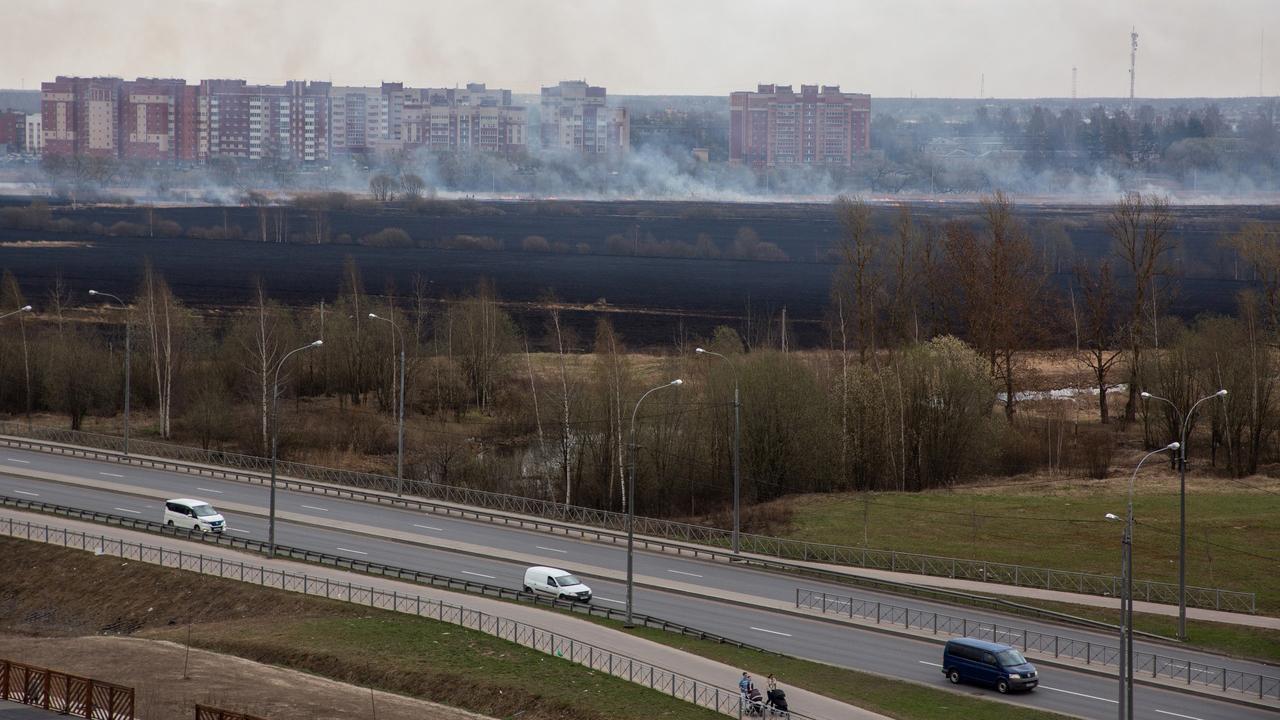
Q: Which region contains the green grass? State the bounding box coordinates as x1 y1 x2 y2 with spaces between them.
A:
774 484 1280 613
617 626 1074 720
161 614 724 720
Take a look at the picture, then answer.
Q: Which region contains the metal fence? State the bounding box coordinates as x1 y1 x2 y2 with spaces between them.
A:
0 422 1257 614
0 658 134 719
0 513 811 720
795 587 1280 701
196 704 270 720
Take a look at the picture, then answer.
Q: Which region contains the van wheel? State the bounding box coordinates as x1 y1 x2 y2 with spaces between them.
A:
523 585 531 593
996 680 1010 694
166 520 174 527
947 670 961 684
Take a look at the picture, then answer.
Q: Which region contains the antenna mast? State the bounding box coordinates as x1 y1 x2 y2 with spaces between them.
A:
980 73 985 99
1072 66 1078 100
1129 27 1139 108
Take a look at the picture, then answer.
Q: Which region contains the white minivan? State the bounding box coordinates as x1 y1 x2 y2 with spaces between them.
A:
163 498 225 533
523 566 592 602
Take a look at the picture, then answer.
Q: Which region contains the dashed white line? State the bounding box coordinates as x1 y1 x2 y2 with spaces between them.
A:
196 487 224 494
462 571 496 579
1039 686 1116 703
536 545 567 554
918 660 942 667
14 490 39 497
413 524 444 532
594 597 625 605
99 472 124 478
6 458 30 464
335 547 368 556
667 569 703 578
113 507 141 514
228 529 251 534
749 627 792 637
300 505 329 512
1154 710 1204 720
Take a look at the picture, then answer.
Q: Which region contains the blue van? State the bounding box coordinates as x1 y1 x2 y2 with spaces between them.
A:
942 638 1038 693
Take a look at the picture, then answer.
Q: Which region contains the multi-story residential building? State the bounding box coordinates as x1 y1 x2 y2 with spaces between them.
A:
539 80 628 153
401 83 526 155
119 78 199 162
24 113 42 154
0 111 24 153
41 76 124 158
331 83 399 156
197 79 330 163
730 84 870 168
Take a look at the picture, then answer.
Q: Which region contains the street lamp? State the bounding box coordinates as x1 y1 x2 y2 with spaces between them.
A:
695 347 742 555
369 312 406 494
2 306 32 429
268 340 323 557
0 305 31 320
1107 441 1178 720
625 378 683 628
1140 388 1227 640
89 291 130 454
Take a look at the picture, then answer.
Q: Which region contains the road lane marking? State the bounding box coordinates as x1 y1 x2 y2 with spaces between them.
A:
196 487 224 494
6 458 30 464
536 545 567 553
99 472 124 478
14 490 38 497
667 569 703 578
1154 711 1204 720
918 661 942 667
300 505 329 512
462 571 496 579
750 627 792 637
336 547 368 556
1040 686 1116 703
413 524 444 532
595 597 625 605
228 529 251 534
113 507 141 514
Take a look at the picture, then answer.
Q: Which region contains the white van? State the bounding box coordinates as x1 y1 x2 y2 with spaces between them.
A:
523 566 592 602
163 498 225 533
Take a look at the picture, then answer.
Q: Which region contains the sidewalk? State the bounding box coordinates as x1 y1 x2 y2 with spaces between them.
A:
0 508 887 720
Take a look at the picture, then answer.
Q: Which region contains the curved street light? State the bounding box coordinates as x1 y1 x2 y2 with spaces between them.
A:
695 347 742 555
369 312 407 494
1107 441 1179 720
625 378 682 627
268 340 323 557
89 291 131 454
1140 388 1227 639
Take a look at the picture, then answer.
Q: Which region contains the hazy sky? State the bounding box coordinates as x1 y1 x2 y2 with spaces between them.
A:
3 0 1278 98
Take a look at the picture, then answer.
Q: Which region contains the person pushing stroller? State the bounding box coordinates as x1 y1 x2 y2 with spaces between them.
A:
765 674 789 715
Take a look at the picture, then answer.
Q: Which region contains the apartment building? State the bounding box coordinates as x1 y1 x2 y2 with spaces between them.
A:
119 78 198 161
331 83 400 155
25 113 42 154
730 84 870 168
402 83 526 155
198 79 331 163
539 80 628 153
0 111 23 153
41 76 123 158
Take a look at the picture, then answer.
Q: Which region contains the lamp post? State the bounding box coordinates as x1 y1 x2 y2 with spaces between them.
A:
2 306 32 431
625 378 683 628
1140 388 1227 640
88 291 129 454
369 312 406 494
268 340 323 557
1107 441 1179 720
695 347 741 555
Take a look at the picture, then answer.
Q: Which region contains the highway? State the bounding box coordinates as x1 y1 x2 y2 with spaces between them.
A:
0 446 1275 720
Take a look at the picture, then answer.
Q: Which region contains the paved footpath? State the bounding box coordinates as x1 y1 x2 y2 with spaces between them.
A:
0 509 887 720
0 702 63 719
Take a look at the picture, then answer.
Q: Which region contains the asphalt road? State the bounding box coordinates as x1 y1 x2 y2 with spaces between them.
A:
0 447 1274 720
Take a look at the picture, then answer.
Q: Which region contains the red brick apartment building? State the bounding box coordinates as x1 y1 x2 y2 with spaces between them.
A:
729 84 870 168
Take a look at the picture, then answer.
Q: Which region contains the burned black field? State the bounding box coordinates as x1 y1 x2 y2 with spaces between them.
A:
0 198 1269 347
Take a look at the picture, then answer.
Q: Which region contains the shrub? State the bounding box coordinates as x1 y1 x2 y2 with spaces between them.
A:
107 221 147 237
1076 428 1115 479
358 227 414 248
521 235 551 252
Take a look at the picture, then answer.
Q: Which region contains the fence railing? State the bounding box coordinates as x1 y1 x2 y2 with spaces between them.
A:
795 587 1280 701
0 658 134 719
0 513 813 719
0 421 1256 614
196 704 269 720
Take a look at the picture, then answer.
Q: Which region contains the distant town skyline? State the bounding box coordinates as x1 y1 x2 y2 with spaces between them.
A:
3 0 1279 99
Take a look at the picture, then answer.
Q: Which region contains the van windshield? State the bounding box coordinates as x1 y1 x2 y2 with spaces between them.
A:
192 504 219 517
996 650 1027 667
556 574 581 586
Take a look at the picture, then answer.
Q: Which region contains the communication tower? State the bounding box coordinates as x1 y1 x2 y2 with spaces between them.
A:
1072 66 1078 100
1129 27 1139 107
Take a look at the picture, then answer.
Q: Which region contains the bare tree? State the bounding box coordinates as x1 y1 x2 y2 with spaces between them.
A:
832 196 881 364
230 279 296 452
1109 191 1175 421
592 318 631 511
446 280 517 411
1075 260 1124 423
369 174 396 202
400 173 426 199
136 261 187 438
1228 222 1280 332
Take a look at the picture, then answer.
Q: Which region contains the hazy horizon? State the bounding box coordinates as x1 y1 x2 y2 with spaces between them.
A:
3 0 1279 99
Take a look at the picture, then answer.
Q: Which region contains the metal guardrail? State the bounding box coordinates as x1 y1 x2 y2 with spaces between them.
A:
0 422 1257 614
0 658 134 719
0 514 812 720
196 704 269 720
0 494 773 654
795 588 1280 701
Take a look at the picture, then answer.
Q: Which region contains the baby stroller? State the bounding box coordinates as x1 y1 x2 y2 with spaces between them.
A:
766 688 790 717
742 685 766 716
